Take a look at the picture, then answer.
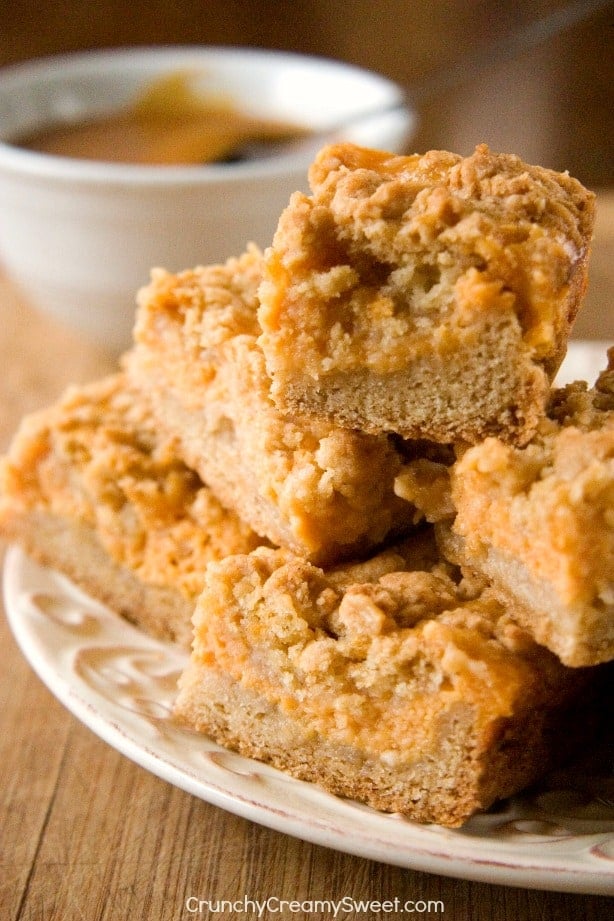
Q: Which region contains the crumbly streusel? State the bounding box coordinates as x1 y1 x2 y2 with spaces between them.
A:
258 143 595 444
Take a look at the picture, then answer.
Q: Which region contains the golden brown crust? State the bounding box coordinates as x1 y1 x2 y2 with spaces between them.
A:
438 350 614 666
0 373 263 645
258 143 595 445
126 246 418 565
174 534 592 826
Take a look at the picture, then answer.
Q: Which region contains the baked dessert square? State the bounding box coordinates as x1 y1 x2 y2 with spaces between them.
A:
258 142 595 445
436 350 614 667
0 373 264 646
174 531 596 827
126 245 418 566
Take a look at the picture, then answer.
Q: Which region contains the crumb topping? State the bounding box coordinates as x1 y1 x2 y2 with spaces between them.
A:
258 143 594 377
193 543 567 755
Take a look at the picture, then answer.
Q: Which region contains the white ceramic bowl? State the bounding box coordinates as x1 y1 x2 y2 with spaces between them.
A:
0 46 415 352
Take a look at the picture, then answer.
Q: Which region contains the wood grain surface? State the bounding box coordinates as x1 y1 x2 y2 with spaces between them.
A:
1 194 613 920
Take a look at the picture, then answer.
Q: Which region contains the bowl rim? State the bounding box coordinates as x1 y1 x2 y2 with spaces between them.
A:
0 44 414 186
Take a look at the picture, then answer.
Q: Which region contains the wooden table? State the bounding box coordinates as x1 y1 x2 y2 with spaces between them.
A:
1 193 613 921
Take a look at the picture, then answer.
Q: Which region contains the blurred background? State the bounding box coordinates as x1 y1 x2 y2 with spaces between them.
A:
0 0 612 188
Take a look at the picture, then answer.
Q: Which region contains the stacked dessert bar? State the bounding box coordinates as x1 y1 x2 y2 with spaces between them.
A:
2 142 611 827
0 373 265 647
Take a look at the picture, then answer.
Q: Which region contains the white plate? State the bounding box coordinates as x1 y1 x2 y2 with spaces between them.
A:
5 552 614 896
553 339 612 387
4 342 614 895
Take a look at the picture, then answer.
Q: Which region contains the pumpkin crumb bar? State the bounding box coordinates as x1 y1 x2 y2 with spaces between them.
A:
258 142 595 446
436 350 614 667
0 373 263 646
175 532 597 826
126 246 420 565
